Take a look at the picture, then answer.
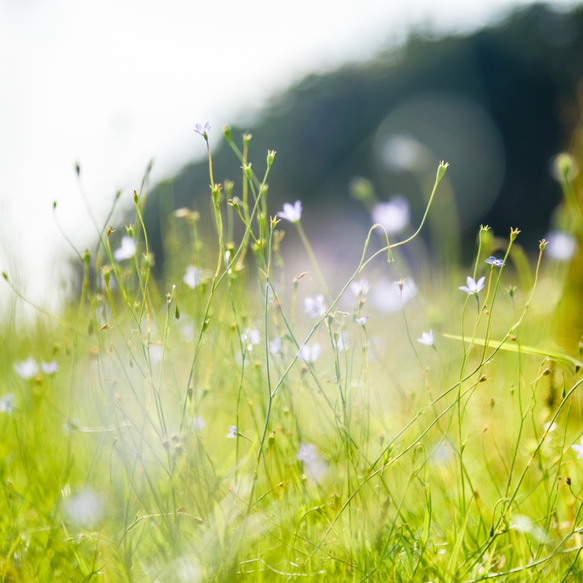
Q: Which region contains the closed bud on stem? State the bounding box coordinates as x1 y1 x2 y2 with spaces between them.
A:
349 177 375 203
436 160 449 183
267 150 276 167
223 124 232 142
142 252 155 268
224 179 234 197
243 164 253 181
102 266 111 286
510 227 521 242
212 184 222 203
133 190 139 204
242 133 252 147
554 152 577 182
83 249 91 264
125 225 134 238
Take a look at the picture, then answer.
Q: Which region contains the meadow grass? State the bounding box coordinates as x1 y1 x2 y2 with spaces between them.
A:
1 126 583 582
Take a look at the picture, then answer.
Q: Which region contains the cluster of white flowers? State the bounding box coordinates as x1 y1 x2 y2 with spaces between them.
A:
14 357 58 379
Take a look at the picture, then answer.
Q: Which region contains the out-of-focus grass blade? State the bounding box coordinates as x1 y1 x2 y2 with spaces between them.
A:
442 333 583 369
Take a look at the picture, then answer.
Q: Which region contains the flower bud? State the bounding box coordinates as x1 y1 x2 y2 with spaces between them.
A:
436 160 449 183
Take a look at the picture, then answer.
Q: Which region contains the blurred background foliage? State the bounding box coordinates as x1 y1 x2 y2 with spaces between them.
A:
140 3 583 275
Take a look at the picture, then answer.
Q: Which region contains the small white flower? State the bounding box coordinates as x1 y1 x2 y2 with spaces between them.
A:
334 332 349 352
299 343 321 363
417 330 434 346
183 265 203 289
371 196 410 235
64 489 104 527
176 314 195 343
277 201 302 223
224 250 233 274
304 295 326 319
226 426 238 438
194 122 211 136
545 231 577 261
382 134 429 172
190 416 206 431
349 278 369 298
269 337 283 355
355 315 369 326
371 278 417 313
459 276 485 295
113 236 136 261
572 436 583 458
41 360 58 374
0 393 15 414
14 358 39 379
148 345 163 364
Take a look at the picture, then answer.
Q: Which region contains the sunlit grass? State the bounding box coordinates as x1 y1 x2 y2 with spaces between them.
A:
1 126 583 582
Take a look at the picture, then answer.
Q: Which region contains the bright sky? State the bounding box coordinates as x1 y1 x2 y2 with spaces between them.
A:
0 0 577 308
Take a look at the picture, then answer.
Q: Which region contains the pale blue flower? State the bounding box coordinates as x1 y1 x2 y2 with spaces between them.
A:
297 443 327 480
226 426 238 438
0 393 15 414
459 276 485 295
485 256 504 267
572 436 583 458
41 360 58 374
194 122 211 136
277 201 302 223
355 316 369 326
417 330 434 346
